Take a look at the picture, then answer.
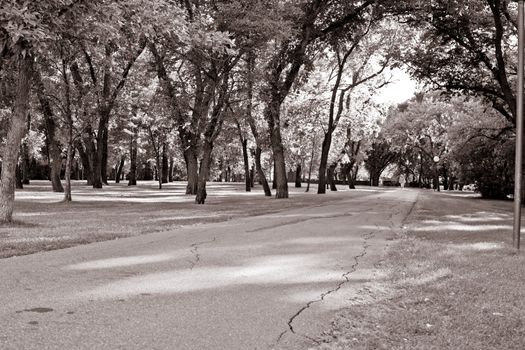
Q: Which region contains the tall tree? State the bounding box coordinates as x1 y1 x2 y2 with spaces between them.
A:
390 0 519 124
261 0 377 198
0 0 92 222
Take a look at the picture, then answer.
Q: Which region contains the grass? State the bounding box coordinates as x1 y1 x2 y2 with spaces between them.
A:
0 180 345 259
314 191 525 350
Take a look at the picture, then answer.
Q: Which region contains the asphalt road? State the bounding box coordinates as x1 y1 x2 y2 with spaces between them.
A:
1 188 418 350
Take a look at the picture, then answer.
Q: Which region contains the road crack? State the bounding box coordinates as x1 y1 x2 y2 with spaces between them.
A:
248 212 355 233
274 230 375 347
188 237 216 270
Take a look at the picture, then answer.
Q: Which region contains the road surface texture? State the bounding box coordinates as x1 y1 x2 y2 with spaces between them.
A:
1 188 418 350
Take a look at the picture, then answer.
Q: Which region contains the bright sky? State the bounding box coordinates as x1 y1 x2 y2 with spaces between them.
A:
373 68 418 105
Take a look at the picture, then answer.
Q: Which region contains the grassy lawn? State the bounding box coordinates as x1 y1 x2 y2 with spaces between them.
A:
0 180 345 259
316 191 525 350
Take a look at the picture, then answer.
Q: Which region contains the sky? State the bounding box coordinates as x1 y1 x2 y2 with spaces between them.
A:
373 68 418 106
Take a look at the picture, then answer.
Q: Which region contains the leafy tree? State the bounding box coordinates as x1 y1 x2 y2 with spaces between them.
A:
0 0 91 222
261 0 378 198
384 93 453 190
448 97 514 198
364 136 398 186
390 0 519 124
316 24 395 193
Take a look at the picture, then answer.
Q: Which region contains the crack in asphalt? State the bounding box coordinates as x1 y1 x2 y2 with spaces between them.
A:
274 230 375 347
188 237 216 270
247 212 355 233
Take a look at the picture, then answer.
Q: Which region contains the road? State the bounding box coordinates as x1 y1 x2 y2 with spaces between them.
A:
1 188 418 350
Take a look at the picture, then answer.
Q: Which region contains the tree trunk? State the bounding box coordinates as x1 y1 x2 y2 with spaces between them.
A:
266 96 288 198
157 154 163 190
34 67 64 192
317 133 331 194
128 133 137 186
63 91 74 202
195 143 213 204
433 164 440 192
184 148 198 195
371 172 380 187
49 146 63 192
115 156 125 184
250 166 255 188
92 117 108 189
328 163 337 191
295 164 302 188
0 51 32 223
245 52 270 196
241 138 251 192
161 144 169 184
255 147 271 196
92 146 103 189
348 167 356 189
82 128 97 186
15 164 23 190
442 167 448 191
64 131 73 202
21 141 30 185
272 161 277 190
168 157 174 182
101 126 109 185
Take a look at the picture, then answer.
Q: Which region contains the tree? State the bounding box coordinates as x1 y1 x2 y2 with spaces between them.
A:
364 137 397 186
0 47 32 222
447 97 514 198
316 24 394 194
391 0 519 125
33 64 64 192
0 0 89 222
261 0 378 198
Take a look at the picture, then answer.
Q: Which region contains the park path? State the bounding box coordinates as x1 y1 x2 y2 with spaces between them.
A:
0 188 417 350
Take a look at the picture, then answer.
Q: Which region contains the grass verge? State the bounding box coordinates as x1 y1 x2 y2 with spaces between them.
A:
315 191 525 350
0 181 347 259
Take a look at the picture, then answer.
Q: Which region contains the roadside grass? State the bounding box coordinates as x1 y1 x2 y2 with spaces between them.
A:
316 191 525 350
1 180 346 259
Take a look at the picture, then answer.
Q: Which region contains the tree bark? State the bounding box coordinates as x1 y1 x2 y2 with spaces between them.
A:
245 50 271 197
62 56 74 202
250 166 255 188
0 51 32 222
371 171 380 187
128 132 137 186
15 164 23 190
168 157 174 182
317 133 331 194
101 125 109 185
156 154 162 190
348 166 356 189
255 147 271 196
21 141 30 185
64 132 73 202
328 163 338 191
92 109 110 189
161 143 169 184
184 148 198 195
295 164 302 188
241 138 251 192
195 143 213 204
266 97 288 198
306 137 316 193
115 156 125 184
34 66 64 192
